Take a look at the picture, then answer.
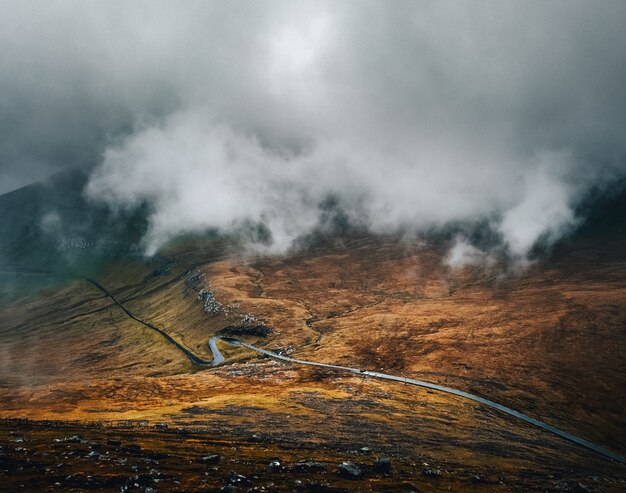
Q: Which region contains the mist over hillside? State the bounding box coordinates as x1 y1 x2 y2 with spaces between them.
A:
2 4 626 489
1 166 626 287
1 1 626 263
0 170 150 299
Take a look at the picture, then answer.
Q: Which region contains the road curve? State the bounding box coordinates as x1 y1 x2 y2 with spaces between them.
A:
217 337 626 465
2 268 624 464
207 336 225 366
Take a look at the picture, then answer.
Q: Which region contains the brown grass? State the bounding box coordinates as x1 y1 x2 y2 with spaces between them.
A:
0 235 625 489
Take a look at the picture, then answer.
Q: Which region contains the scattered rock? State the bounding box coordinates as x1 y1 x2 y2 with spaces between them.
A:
292 460 327 473
55 435 85 444
422 468 442 478
218 486 239 493
186 269 205 288
268 457 283 472
470 474 487 484
200 453 221 464
337 462 363 479
125 474 152 488
373 457 392 474
198 288 224 316
225 471 250 486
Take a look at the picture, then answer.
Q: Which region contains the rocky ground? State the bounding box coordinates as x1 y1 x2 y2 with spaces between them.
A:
1 421 623 492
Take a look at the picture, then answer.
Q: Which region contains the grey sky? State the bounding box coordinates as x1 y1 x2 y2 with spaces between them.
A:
1 1 626 259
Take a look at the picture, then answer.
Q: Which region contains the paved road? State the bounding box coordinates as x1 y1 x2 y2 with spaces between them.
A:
3 268 624 464
216 337 626 465
207 336 225 366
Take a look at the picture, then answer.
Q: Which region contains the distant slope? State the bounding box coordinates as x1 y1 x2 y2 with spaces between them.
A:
0 169 149 294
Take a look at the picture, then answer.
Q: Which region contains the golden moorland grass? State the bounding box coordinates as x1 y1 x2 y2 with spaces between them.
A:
0 235 624 489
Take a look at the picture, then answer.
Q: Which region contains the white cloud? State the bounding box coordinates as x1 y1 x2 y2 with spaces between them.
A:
1 1 625 261
445 236 492 269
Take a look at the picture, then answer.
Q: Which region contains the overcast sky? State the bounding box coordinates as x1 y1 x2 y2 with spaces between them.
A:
2 1 626 260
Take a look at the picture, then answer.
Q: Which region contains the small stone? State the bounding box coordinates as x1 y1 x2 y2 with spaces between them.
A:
373 457 391 474
471 474 486 484
268 457 283 472
218 486 238 493
57 435 85 443
200 453 221 464
292 460 327 472
422 468 442 478
226 471 250 486
337 461 363 479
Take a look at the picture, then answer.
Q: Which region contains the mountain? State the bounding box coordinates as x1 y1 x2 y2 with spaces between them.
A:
0 174 625 491
0 169 152 299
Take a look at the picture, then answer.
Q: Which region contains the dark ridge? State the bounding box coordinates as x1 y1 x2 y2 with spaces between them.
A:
0 168 151 297
550 177 626 262
218 325 272 338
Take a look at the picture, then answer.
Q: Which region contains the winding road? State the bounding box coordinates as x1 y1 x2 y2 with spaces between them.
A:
3 268 625 464
207 336 225 366
208 337 626 464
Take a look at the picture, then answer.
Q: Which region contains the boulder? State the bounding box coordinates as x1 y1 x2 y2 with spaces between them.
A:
373 457 391 474
422 468 442 478
225 471 250 486
337 462 363 479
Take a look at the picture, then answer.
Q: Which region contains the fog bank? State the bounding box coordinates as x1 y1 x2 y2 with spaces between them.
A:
2 1 626 259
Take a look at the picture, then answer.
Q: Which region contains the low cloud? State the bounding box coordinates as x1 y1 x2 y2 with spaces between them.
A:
85 111 583 259
1 1 625 261
446 236 494 270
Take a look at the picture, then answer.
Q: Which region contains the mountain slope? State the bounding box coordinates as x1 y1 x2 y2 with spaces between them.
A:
0 177 625 490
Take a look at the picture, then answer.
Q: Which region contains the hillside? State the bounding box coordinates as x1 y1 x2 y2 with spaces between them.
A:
0 179 625 490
